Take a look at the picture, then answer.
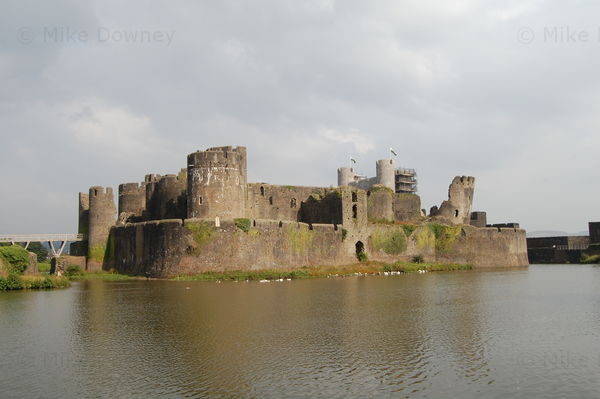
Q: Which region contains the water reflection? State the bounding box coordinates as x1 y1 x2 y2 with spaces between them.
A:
2 266 600 398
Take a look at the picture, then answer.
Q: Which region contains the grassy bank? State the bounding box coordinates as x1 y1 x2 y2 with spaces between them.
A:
38 262 51 273
0 245 70 291
67 271 131 281
172 261 472 282
0 274 70 291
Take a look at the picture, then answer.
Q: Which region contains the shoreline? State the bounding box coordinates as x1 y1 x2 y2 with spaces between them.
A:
171 261 472 282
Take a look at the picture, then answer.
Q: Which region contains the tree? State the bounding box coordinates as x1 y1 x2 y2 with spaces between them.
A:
27 242 48 262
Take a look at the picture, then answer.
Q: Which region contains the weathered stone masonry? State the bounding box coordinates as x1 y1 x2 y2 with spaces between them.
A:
76 145 529 276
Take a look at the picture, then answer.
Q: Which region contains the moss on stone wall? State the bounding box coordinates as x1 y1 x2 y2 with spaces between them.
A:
415 227 435 251
286 225 314 255
402 224 417 237
370 185 394 194
185 221 216 255
89 244 107 263
370 228 407 254
234 218 252 232
428 223 461 252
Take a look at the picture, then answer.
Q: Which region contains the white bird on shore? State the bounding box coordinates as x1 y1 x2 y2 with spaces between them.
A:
259 279 270 283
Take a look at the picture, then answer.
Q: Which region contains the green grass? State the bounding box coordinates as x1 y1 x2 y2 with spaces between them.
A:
171 261 472 282
0 274 70 291
382 261 471 273
38 262 51 273
68 271 131 281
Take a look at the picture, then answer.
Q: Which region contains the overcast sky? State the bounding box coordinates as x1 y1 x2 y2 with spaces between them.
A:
1 0 599 234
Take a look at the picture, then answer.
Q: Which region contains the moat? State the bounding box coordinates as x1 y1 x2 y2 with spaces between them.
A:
2 265 600 398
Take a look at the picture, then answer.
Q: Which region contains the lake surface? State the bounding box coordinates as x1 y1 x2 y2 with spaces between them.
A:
1 265 600 398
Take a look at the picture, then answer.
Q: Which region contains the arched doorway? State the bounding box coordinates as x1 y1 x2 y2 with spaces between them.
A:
355 241 366 261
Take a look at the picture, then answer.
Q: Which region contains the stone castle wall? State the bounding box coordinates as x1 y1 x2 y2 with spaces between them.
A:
246 184 343 224
111 218 349 277
366 187 421 223
78 144 526 275
110 219 528 277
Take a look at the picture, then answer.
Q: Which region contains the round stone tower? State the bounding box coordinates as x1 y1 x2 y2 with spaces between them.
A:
118 183 146 218
155 174 187 219
337 167 355 187
376 159 396 191
187 146 247 219
88 186 116 268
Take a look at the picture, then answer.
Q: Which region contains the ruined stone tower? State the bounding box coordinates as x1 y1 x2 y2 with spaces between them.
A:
434 176 475 225
88 186 116 268
187 146 247 219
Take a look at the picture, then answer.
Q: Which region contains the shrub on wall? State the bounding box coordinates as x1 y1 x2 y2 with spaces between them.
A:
285 225 314 256
415 227 435 250
402 224 417 237
185 221 216 255
428 224 461 253
0 245 30 275
370 228 407 254
234 218 252 233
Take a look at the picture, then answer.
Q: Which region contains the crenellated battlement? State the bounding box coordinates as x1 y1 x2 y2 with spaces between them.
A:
119 182 143 194
452 176 476 188
188 146 247 168
89 186 113 198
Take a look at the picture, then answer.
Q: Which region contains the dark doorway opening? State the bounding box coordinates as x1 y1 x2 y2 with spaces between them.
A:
355 241 366 261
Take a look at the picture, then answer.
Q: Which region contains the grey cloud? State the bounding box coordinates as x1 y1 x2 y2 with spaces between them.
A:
1 0 600 234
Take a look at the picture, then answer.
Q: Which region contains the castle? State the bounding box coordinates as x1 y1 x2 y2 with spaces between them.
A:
72 146 528 277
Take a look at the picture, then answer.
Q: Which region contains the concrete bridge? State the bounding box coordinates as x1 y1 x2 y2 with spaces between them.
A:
0 234 86 257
